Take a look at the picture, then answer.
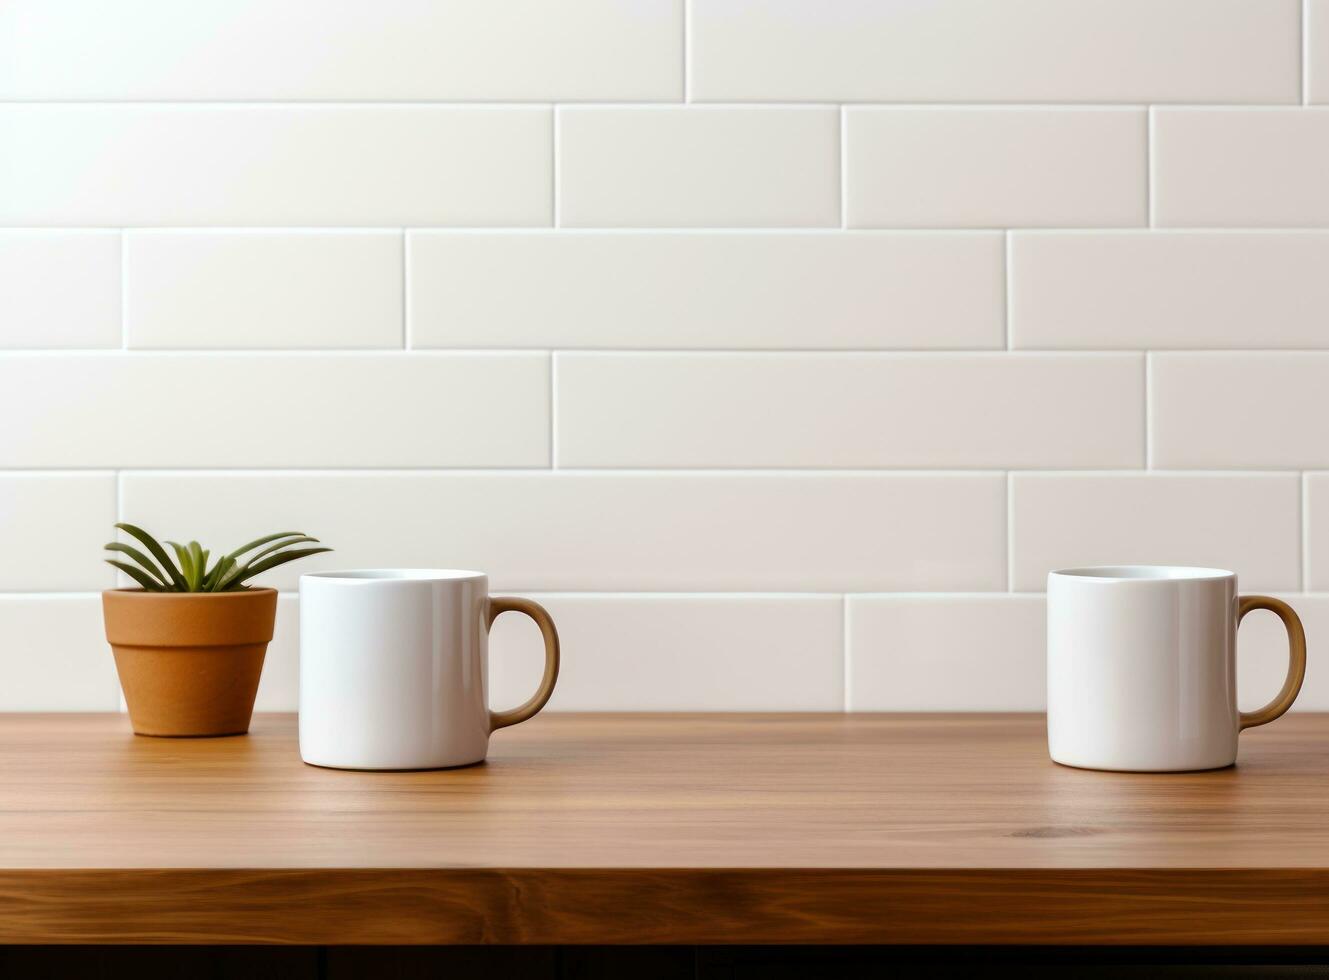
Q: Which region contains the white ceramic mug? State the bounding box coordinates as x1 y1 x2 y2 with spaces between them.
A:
1047 566 1306 772
298 569 559 770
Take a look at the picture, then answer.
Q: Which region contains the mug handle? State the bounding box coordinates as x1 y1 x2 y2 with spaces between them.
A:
486 596 560 732
1238 595 1307 731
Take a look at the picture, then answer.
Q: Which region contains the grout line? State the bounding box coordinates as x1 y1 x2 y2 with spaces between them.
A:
400 230 410 349
0 348 552 358
549 353 559 468
1003 231 1012 349
551 106 561 227
7 346 1329 356
0 99 1167 109
1304 0 1311 106
21 225 1329 235
0 346 1151 356
0 466 1308 476
1146 107 1155 228
839 106 848 228
1143 353 1153 469
5 346 1329 356
113 470 124 588
683 0 691 103
1006 472 1015 592
119 229 129 349
841 595 851 711
1303 472 1311 590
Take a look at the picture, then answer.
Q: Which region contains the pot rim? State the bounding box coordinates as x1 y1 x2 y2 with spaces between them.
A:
103 587 278 598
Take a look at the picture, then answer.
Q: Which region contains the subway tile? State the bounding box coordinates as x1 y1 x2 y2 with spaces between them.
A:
1011 474 1300 592
847 595 1046 711
126 231 402 350
1012 232 1329 349
1313 1 1329 103
0 474 116 591
0 597 121 710
0 0 681 101
558 108 839 227
0 353 548 467
254 595 299 713
408 231 1004 350
489 595 842 710
692 0 1299 104
1154 109 1329 227
555 353 1143 468
1303 475 1329 590
0 106 551 226
1151 353 1329 469
0 231 120 349
121 472 1006 592
846 108 1146 228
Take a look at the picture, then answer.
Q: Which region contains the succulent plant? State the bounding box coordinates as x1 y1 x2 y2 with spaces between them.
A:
105 523 331 593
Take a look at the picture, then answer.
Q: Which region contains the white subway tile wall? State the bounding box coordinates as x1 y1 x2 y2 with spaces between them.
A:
0 1 682 102
407 231 1006 350
0 2 1322 712
1010 232 1329 349
0 597 121 710
0 353 550 467
845 108 1148 229
1153 109 1329 226
689 0 1300 104
0 475 116 591
1151 353 1329 470
1009 474 1302 593
119 472 1006 593
489 595 844 711
1313 1 1329 104
847 595 1047 711
1306 475 1329 591
125 231 403 349
0 106 552 226
0 231 121 348
555 352 1143 468
558 107 840 227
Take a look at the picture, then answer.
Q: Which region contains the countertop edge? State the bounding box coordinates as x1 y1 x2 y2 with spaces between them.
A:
3 867 1329 946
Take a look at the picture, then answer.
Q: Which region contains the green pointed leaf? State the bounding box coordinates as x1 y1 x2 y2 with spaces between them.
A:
246 535 318 566
216 539 319 590
225 532 305 562
103 543 170 586
167 541 194 591
115 523 186 590
216 537 318 592
206 556 236 592
202 552 226 590
187 542 205 591
106 559 164 592
229 547 332 588
216 556 253 591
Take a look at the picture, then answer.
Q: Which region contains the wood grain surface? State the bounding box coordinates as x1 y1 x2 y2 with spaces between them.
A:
4 712 1329 944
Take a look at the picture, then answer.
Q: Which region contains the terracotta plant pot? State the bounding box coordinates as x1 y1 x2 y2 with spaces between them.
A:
102 588 277 737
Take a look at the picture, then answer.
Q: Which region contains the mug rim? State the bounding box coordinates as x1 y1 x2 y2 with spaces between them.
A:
1049 564 1234 582
301 568 486 582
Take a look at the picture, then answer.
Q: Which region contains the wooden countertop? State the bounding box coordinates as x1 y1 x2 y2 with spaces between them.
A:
4 712 1329 945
